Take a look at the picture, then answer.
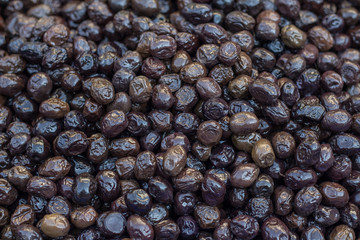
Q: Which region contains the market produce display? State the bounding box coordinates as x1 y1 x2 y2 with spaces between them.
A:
0 0 360 239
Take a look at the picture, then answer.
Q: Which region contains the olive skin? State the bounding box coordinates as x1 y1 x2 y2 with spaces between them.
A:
0 0 360 238
229 112 259 135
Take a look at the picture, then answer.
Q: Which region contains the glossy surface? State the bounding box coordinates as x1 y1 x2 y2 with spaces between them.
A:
0 0 359 238
38 214 70 238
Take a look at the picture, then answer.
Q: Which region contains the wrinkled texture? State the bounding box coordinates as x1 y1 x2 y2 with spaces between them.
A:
0 0 359 239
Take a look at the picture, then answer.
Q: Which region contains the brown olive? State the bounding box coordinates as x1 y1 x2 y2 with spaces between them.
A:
281 25 307 49
252 139 276 168
38 156 71 181
39 98 70 119
230 163 260 188
10 204 35 226
0 1 359 237
38 213 70 238
197 120 223 146
70 206 98 229
194 204 221 229
163 145 187 177
229 112 259 135
308 26 334 52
